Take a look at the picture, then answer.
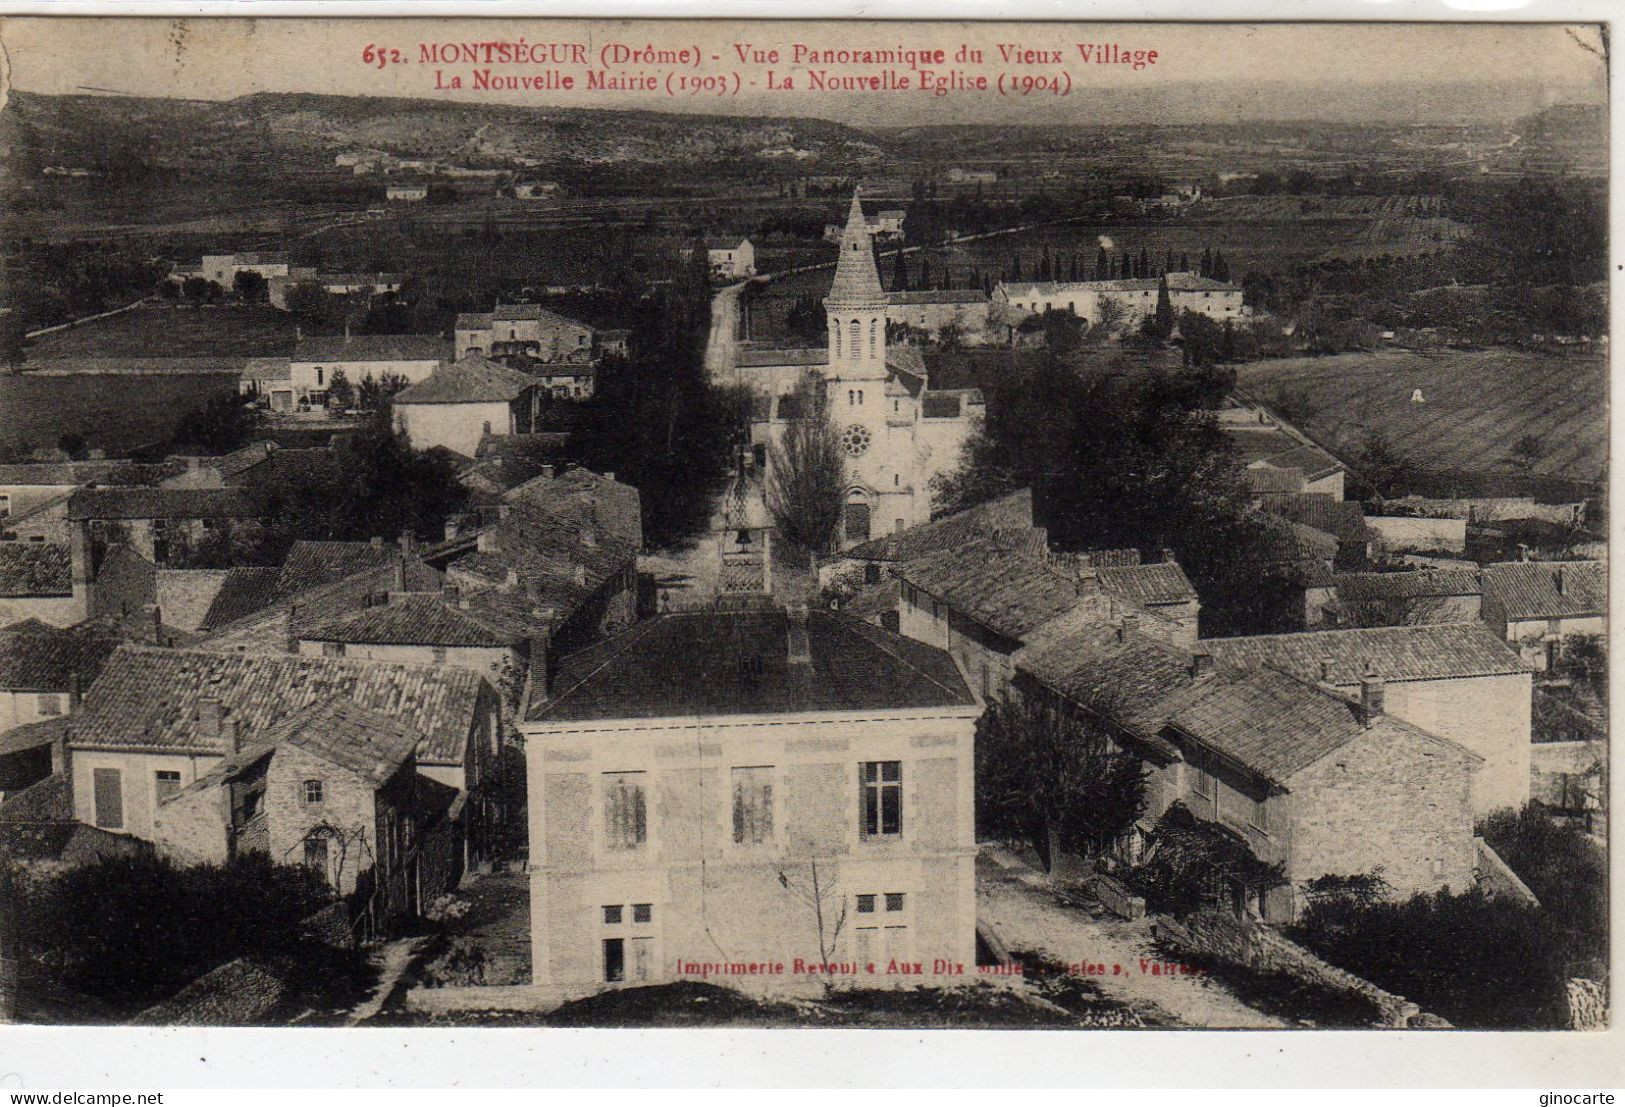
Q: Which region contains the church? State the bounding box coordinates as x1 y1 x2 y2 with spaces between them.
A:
742 191 984 547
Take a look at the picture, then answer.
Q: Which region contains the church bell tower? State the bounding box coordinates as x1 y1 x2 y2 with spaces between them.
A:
825 189 888 380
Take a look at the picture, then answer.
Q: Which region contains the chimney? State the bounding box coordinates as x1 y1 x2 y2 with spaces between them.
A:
1072 553 1100 598
142 603 163 646
498 504 512 522
1118 612 1139 643
69 673 83 711
1160 547 1177 565
573 565 587 587
1189 651 1214 680
370 536 385 548
443 582 461 608
1555 566 1566 595
604 471 616 482
222 715 241 755
1320 657 1335 683
541 464 555 480
287 602 303 652
526 609 556 708
1358 670 1385 727
786 602 811 664
198 697 223 744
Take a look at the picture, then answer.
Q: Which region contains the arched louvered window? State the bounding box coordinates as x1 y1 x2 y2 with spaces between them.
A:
834 318 842 358
869 319 878 358
849 319 861 357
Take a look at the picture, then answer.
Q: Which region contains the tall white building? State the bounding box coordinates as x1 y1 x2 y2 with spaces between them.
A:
747 192 982 547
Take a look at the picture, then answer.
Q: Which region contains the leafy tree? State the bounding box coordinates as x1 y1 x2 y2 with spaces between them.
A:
764 373 845 556
9 853 335 1013
917 256 932 289
1126 802 1287 916
357 372 409 412
1478 804 1606 966
56 432 88 460
783 294 826 345
169 392 252 455
232 270 268 302
1355 430 1411 498
1094 247 1109 281
1510 434 1544 472
326 368 356 411
181 276 218 306
976 691 1147 873
1039 308 1083 354
890 251 910 293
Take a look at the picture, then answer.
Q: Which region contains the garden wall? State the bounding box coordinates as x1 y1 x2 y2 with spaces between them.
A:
1153 910 1444 1028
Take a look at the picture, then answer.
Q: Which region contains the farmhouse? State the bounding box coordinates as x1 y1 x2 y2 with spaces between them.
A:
66 645 502 842
289 333 452 406
151 699 465 922
240 357 295 411
1203 622 1532 815
196 252 290 289
700 237 756 279
268 271 405 311
994 272 1245 330
521 604 981 996
1016 629 1481 922
885 289 992 341
455 304 597 364
1479 560 1605 671
743 192 984 543
387 183 429 202
391 355 542 458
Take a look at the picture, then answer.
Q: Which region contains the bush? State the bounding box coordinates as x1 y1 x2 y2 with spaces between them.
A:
1122 803 1286 917
1478 805 1607 967
1291 888 1573 1027
12 853 335 1013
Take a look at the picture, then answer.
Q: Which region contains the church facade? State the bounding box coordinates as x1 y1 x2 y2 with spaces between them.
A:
743 192 983 548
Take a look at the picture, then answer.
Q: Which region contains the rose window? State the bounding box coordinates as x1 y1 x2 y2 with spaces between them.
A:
841 424 872 457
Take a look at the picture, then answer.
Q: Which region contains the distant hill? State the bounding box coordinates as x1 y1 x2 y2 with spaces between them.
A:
0 90 888 176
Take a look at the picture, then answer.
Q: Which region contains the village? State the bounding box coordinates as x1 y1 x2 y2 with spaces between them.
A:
0 90 1609 1033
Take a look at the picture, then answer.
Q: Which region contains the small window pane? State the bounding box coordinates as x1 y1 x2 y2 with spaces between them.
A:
632 903 652 923
885 893 905 913
304 779 324 805
603 905 623 925
856 894 876 914
155 770 182 803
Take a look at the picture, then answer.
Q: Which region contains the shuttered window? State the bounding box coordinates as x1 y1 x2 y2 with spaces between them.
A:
92 767 123 829
603 772 648 851
732 766 774 845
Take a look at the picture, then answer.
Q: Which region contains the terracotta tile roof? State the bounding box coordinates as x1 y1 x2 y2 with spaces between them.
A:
1261 494 1372 546
69 645 486 765
1481 561 1605 620
1247 467 1307 495
303 594 516 647
198 567 283 630
1226 428 1344 479
0 461 155 486
1205 622 1529 685
1248 512 1340 565
393 355 537 405
0 542 71 596
0 770 71 822
886 290 988 305
455 312 495 329
847 489 1034 563
897 539 1088 641
241 357 292 382
292 334 450 364
491 303 592 328
1016 622 1196 747
275 540 396 597
529 608 976 723
1096 562 1198 607
1165 667 1477 785
259 699 422 785
0 716 69 757
1334 569 1482 602
0 625 118 691
66 487 257 521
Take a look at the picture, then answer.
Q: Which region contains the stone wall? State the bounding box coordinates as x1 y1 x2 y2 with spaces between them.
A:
1154 909 1442 1028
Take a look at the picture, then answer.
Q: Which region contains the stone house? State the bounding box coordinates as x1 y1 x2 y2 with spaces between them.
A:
1224 427 1347 501
1262 494 1375 569
1204 622 1532 816
289 333 452 407
455 304 596 363
392 355 542 458
294 592 528 692
885 290 992 342
240 358 296 412
0 622 116 736
1330 569 1483 628
1016 624 1482 922
387 184 429 202
153 699 463 922
198 252 289 290
701 237 756 279
66 487 260 567
994 273 1245 330
0 542 87 628
893 530 1200 702
65 645 501 843
1479 561 1605 672
521 605 981 997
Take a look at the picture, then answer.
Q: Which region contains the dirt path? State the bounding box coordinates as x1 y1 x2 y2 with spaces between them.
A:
344 935 433 1026
976 849 1286 1029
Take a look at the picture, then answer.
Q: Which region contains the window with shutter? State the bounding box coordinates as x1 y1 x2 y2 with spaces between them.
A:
92 767 123 829
603 772 648 850
731 766 774 845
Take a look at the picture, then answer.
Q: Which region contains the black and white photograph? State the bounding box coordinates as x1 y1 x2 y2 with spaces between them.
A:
0 12 1611 1058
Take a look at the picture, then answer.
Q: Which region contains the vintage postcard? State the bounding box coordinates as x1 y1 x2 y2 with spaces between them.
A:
0 12 1610 1057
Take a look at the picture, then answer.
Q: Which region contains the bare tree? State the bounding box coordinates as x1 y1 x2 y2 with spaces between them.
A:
776 857 849 976
764 372 845 555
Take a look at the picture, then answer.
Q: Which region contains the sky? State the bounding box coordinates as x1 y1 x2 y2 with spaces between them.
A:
0 18 1608 126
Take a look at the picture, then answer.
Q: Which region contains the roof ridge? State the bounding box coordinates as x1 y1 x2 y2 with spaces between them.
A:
838 613 975 703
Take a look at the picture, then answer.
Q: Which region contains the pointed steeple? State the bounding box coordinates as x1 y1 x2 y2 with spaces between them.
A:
825 188 885 308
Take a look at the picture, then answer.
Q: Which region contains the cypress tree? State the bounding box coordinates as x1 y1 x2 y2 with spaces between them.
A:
891 251 910 292
1011 253 1022 281
919 255 932 289
1200 248 1213 279
1151 274 1174 340
1180 252 1189 272
1214 251 1230 283
1095 247 1108 281
1165 249 1175 273
1138 246 1149 279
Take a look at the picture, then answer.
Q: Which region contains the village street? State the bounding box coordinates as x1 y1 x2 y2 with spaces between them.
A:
976 849 1287 1029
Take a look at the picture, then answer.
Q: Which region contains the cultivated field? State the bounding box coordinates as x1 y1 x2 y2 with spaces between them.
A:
28 304 297 359
1237 348 1607 495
